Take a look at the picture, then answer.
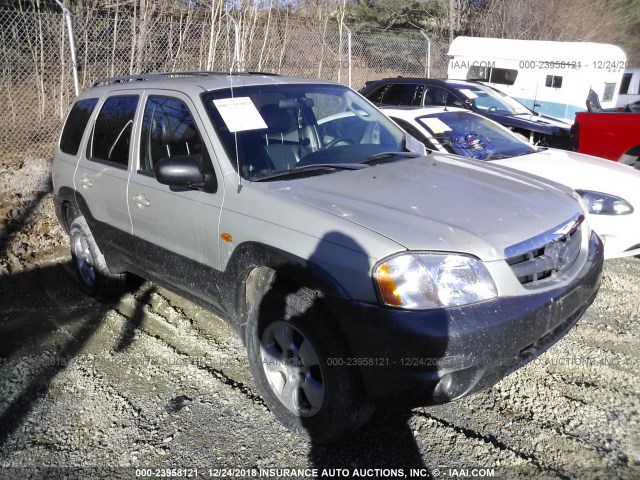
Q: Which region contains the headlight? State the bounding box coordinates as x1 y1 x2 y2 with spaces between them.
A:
576 190 634 215
374 253 497 310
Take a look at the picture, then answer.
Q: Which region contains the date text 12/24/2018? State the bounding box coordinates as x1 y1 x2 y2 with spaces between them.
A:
517 60 631 70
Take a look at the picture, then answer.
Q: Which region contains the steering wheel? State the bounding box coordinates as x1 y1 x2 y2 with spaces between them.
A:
487 106 498 112
324 137 354 148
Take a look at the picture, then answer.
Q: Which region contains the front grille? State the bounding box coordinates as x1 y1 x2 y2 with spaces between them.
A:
505 214 584 286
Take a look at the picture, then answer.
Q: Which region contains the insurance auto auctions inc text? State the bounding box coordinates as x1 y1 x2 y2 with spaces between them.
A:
205 467 496 478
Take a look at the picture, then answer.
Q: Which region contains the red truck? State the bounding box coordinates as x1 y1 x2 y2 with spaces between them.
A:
572 112 640 168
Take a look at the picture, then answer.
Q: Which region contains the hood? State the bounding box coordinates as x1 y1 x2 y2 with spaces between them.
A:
495 149 640 205
263 154 583 261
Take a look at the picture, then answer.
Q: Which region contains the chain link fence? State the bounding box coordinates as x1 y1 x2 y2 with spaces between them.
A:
349 32 449 90
0 8 448 161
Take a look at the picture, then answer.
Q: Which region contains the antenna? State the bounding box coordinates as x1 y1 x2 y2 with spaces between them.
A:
221 11 242 189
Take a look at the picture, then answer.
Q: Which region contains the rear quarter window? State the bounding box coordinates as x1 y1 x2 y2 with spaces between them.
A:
59 98 99 155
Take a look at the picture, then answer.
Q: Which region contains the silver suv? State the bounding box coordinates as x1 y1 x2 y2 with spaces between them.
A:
52 72 603 443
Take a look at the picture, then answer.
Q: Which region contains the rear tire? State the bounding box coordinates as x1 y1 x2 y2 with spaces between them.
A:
246 283 372 444
69 216 126 300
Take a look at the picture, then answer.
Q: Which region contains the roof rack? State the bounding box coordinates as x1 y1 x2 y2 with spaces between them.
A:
91 71 279 88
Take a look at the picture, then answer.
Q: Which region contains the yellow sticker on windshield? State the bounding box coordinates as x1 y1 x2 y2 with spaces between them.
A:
421 117 452 134
459 88 478 99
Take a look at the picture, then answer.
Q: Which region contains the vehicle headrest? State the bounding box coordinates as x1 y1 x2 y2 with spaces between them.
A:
260 104 292 134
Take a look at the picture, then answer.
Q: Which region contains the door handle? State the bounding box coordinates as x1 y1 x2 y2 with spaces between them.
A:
80 176 93 188
132 194 150 208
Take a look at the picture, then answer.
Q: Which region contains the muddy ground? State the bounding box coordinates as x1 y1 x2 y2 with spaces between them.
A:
0 158 639 479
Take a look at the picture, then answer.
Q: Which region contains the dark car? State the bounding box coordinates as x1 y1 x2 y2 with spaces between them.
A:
360 78 572 149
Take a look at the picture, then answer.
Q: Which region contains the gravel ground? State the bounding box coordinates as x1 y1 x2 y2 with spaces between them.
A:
0 158 639 480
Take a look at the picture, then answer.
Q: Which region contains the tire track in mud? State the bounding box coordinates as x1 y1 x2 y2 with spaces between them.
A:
56 297 300 468
111 290 264 406
411 410 562 479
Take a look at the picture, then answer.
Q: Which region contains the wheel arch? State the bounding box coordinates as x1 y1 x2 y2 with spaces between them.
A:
54 186 92 233
225 242 352 343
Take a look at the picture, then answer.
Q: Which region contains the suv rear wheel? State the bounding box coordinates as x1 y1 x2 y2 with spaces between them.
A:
246 283 372 444
69 216 126 299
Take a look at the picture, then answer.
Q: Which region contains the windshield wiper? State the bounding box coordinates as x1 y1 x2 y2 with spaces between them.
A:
360 151 421 164
253 163 368 182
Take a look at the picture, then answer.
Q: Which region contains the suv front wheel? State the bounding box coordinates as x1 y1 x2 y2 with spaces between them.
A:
246 283 372 444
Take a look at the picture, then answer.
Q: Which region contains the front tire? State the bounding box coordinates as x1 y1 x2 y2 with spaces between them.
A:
246 283 372 444
69 216 126 300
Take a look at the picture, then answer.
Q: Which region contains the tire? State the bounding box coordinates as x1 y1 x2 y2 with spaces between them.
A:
69 216 126 300
246 282 373 444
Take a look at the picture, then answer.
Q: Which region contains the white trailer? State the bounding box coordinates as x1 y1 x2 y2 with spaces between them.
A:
617 68 640 108
447 36 627 122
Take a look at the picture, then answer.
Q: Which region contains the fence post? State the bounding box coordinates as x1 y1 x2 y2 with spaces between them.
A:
420 30 432 79
341 22 352 88
55 0 80 96
224 12 242 72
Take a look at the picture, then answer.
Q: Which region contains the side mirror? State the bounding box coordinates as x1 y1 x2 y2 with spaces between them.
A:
154 156 217 192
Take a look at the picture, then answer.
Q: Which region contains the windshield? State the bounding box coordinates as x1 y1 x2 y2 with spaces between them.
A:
416 111 536 159
202 84 404 181
454 84 531 116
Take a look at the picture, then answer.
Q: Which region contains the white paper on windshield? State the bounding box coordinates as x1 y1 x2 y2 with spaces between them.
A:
421 117 452 134
459 88 478 99
213 97 267 132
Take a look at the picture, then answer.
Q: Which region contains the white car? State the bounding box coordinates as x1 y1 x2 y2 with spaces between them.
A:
382 106 640 259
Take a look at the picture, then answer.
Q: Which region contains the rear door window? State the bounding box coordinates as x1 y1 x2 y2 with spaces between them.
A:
423 87 464 108
59 98 99 155
379 83 419 106
88 95 139 168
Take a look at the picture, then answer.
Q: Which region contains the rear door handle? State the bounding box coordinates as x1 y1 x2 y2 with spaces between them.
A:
132 194 150 208
79 176 93 188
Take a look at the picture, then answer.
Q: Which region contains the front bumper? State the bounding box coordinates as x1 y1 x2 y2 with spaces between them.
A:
326 231 604 407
